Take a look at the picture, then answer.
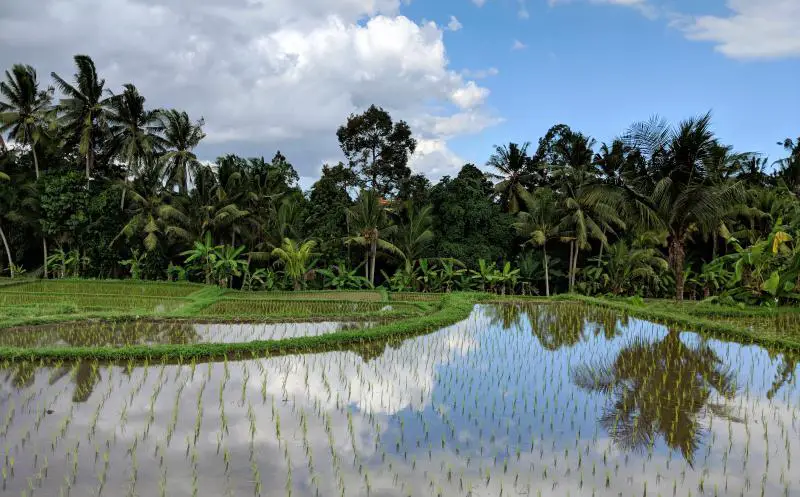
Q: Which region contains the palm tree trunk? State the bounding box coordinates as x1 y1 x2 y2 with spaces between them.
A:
369 238 377 285
0 222 14 278
32 147 40 179
42 237 48 279
568 241 574 292
543 243 550 297
86 149 93 182
670 237 686 301
572 246 579 291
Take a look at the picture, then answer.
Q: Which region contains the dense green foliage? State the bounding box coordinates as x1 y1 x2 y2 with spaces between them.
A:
2 55 799 304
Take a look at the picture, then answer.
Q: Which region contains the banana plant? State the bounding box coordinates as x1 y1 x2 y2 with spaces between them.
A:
120 249 146 280
438 258 468 292
181 232 221 284
213 245 248 288
715 219 800 304
317 262 371 290
471 259 500 292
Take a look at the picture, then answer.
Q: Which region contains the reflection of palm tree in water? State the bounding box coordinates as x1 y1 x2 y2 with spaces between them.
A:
525 303 627 350
767 350 798 400
571 328 738 464
3 361 101 403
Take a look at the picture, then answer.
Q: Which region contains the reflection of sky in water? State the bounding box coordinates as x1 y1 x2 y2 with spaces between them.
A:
1 304 798 496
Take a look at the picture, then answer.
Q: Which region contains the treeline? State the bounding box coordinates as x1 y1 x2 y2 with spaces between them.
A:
1 55 799 304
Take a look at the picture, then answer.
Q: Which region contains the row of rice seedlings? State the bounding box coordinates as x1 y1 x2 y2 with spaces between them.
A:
388 292 446 303
224 290 385 302
0 280 201 297
0 292 187 312
199 299 422 318
0 304 797 496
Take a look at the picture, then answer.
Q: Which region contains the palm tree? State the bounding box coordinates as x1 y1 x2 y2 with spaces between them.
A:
107 84 165 189
272 238 317 290
392 201 434 271
113 161 172 252
346 189 400 285
0 64 53 179
486 142 533 213
51 55 113 180
611 112 744 300
514 188 561 296
159 109 205 194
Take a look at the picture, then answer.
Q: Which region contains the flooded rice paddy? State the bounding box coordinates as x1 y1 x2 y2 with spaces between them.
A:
0 321 378 347
1 303 799 496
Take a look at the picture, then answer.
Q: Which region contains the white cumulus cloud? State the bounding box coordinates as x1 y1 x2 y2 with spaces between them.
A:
678 0 800 59
0 0 498 179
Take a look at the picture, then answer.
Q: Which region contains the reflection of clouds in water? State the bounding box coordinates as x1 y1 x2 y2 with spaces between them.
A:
1 305 799 496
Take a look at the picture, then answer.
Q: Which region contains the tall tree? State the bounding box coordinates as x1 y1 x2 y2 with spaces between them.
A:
612 112 744 300
486 142 534 213
0 64 53 179
107 84 164 182
336 105 416 197
159 109 205 194
51 55 113 180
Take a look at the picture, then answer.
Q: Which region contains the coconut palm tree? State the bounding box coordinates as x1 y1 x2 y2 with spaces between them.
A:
612 112 744 300
486 142 534 213
51 55 113 181
0 64 53 179
392 200 434 271
514 187 561 296
107 84 165 186
271 238 317 290
159 109 205 194
113 161 172 252
346 189 401 285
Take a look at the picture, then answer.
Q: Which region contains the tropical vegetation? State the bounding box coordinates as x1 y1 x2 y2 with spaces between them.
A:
2 54 799 306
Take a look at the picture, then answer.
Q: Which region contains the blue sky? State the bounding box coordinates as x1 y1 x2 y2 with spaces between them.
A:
402 0 798 170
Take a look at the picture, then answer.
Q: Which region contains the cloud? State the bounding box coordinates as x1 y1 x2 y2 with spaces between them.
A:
460 67 499 79
446 15 462 31
512 39 527 50
677 0 800 59
472 0 488 6
548 0 657 19
518 0 530 19
0 0 499 180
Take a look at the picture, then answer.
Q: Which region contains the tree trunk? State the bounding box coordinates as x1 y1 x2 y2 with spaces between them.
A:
369 238 377 285
670 237 686 301
32 147 40 179
42 237 48 279
0 223 14 278
572 245 579 292
86 148 93 182
364 252 370 280
568 241 574 292
543 243 550 297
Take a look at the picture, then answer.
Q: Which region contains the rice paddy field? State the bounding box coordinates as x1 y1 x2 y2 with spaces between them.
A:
1 281 800 496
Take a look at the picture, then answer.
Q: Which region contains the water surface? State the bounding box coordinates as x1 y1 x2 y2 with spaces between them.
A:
1 303 798 496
